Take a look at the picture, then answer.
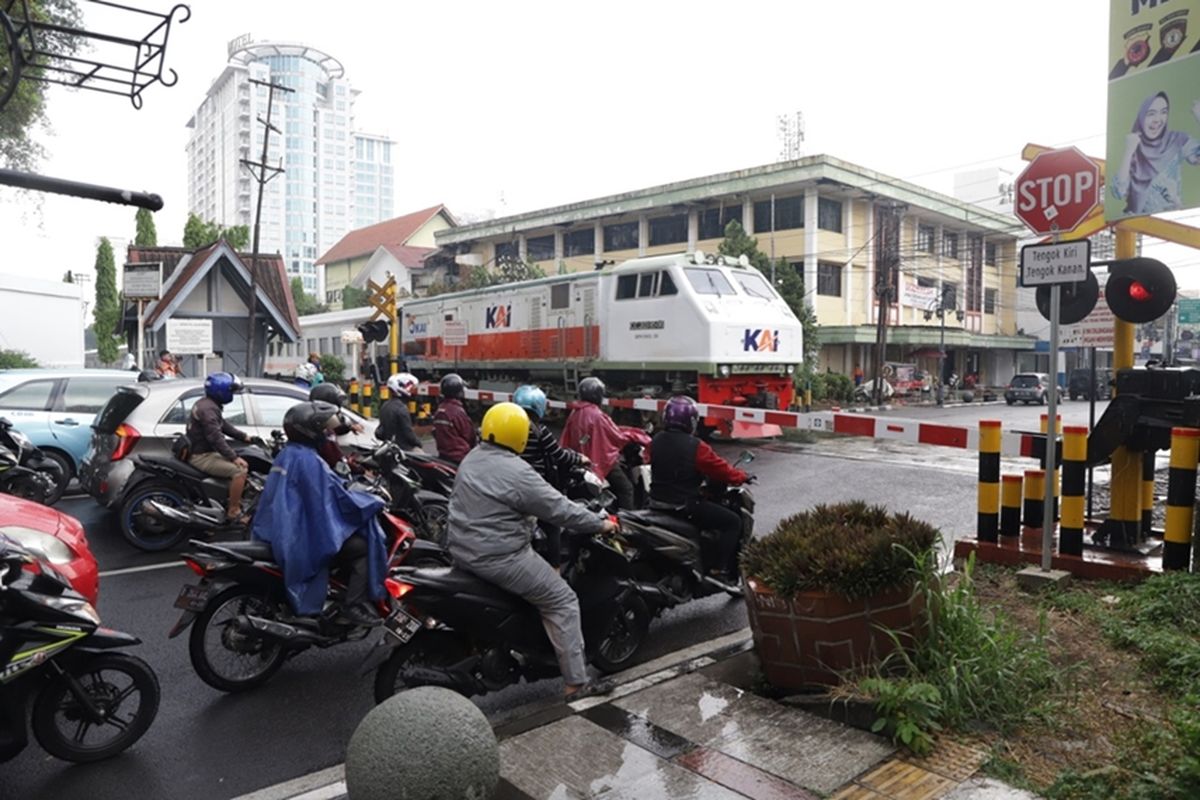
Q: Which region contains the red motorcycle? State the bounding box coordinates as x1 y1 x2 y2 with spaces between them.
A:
167 509 444 693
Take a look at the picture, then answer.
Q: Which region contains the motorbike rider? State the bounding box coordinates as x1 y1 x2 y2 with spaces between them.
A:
432 373 476 464
186 372 253 524
253 401 388 628
378 372 423 451
648 396 749 584
560 377 637 509
448 402 617 700
294 362 319 390
309 383 364 470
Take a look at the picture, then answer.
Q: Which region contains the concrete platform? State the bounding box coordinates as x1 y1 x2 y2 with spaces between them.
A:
955 527 1164 582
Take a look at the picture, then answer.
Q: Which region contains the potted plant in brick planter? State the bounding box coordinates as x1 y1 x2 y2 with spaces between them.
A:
740 501 938 691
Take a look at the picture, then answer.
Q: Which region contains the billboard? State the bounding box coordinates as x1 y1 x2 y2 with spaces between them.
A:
1104 0 1200 222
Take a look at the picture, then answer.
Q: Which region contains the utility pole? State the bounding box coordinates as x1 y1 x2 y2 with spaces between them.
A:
241 77 293 376
872 204 901 405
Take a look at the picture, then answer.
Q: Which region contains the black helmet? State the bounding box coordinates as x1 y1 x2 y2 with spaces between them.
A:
283 401 341 446
440 373 466 400
578 376 606 405
310 383 348 407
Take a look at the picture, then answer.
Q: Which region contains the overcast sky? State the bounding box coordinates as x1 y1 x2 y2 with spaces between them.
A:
7 0 1195 294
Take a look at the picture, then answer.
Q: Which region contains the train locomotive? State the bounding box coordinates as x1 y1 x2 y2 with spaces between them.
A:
399 251 803 433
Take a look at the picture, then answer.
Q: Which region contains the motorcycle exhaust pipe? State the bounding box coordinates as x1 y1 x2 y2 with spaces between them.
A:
145 500 223 529
236 614 327 646
399 664 474 692
636 583 688 607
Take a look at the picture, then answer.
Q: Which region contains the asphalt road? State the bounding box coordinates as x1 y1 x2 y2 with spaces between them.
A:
3 435 983 799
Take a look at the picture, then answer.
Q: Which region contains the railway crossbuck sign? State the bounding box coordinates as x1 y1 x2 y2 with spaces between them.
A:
1014 146 1102 235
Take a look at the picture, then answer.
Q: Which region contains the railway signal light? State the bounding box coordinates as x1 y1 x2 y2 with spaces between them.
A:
1105 257 1176 324
1035 270 1099 325
357 320 390 343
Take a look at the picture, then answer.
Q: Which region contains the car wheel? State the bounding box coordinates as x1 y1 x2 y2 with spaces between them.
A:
1040 393 1048 405
37 450 73 505
1006 399 1015 406
1069 393 1078 401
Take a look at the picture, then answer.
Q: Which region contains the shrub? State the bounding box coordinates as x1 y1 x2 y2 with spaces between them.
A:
861 677 942 756
740 501 939 599
0 350 38 369
824 372 854 403
319 355 345 384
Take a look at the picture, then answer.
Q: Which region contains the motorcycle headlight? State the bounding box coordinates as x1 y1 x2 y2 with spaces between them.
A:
10 431 31 449
0 526 75 565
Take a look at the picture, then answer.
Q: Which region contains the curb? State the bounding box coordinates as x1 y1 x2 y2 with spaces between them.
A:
232 629 754 800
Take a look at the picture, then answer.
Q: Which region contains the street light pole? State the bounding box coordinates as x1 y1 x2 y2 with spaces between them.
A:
938 309 946 407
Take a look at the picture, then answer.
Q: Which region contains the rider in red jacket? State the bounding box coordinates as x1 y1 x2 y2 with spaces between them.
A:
432 374 477 464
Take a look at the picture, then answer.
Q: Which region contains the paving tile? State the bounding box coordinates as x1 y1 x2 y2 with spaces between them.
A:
855 759 957 800
499 714 663 799
592 760 748 800
939 777 1042 800
829 786 890 800
613 672 783 746
675 746 819 800
582 703 697 761
903 739 990 783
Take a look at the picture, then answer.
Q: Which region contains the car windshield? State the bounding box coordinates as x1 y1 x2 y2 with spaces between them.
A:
731 271 774 299
1011 375 1040 388
684 268 735 297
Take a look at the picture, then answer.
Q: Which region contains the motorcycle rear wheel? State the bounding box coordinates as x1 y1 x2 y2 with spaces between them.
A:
420 501 449 546
31 652 160 763
189 585 289 692
373 632 470 703
591 594 651 673
119 481 190 552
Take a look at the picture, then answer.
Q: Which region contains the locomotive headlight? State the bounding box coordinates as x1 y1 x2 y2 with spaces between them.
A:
786 364 796 375
718 365 732 377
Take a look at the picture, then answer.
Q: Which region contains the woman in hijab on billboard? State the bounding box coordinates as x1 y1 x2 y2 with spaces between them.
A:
1112 91 1200 216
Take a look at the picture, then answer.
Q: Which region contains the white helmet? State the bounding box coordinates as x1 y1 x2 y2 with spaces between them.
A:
295 362 319 383
387 372 419 397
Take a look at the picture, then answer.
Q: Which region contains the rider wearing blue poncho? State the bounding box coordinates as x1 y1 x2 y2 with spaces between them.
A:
252 401 387 627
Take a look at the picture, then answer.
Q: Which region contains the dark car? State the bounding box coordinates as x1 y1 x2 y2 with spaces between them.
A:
1004 373 1063 406
1068 368 1113 401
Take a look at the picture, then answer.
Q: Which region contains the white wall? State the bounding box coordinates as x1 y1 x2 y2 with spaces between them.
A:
0 274 84 368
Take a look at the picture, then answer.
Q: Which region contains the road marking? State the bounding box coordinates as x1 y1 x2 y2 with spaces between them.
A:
99 561 185 578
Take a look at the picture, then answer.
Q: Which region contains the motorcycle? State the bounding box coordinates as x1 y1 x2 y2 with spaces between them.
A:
168 507 443 693
371 523 652 703
617 451 756 610
0 417 66 505
119 432 282 552
618 425 652 509
0 538 160 763
354 442 451 546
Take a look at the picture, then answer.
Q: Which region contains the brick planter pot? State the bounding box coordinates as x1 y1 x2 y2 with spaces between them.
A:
744 578 925 690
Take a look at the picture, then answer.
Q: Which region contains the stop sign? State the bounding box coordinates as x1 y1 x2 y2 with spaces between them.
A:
1014 146 1101 235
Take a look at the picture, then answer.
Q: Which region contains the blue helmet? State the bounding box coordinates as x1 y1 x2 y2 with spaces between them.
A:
204 372 243 405
513 385 548 420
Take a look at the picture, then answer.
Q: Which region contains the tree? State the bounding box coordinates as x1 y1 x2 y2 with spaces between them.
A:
291 277 327 316
0 350 39 369
182 213 250 250
134 208 157 247
0 1 81 170
92 238 122 364
341 286 369 309
717 220 820 369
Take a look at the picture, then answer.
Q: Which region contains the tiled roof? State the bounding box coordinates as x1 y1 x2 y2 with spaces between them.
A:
382 244 435 268
315 204 449 265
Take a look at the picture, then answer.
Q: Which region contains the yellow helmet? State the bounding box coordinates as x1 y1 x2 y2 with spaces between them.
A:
480 402 530 454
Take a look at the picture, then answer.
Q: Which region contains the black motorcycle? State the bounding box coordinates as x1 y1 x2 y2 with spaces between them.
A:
117 433 280 552
0 417 67 505
617 451 756 610
356 442 451 546
371 526 651 703
0 539 160 763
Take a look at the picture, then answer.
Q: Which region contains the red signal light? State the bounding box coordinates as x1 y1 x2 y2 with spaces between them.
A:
1128 280 1152 302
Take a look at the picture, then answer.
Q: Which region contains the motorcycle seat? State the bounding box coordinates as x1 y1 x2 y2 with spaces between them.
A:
136 454 212 481
402 566 524 607
622 509 700 538
196 540 276 561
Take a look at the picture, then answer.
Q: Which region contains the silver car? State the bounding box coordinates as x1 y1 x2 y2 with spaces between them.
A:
80 378 377 509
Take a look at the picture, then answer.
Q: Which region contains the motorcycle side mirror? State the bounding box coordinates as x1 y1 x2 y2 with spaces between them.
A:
334 460 352 478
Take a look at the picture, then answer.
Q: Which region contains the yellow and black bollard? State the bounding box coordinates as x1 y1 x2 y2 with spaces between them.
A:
1000 474 1023 541
362 381 374 420
348 378 360 415
1023 469 1045 531
1040 414 1061 520
977 421 1001 543
1141 450 1156 540
1164 427 1199 571
1060 425 1088 557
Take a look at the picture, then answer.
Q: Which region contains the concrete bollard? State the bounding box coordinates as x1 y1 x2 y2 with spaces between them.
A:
1060 426 1087 557
1141 450 1156 540
1039 414 1061 520
1023 469 1045 531
1000 474 1023 541
345 686 499 800
976 421 1001 543
1164 427 1199 572
349 379 360 415
362 381 374 420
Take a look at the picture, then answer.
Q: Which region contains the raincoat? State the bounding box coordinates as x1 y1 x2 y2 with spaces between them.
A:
252 443 388 614
559 401 630 478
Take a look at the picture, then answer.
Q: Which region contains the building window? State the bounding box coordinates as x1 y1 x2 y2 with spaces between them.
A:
917 275 937 288
603 221 639 251
495 241 519 263
648 214 687 246
527 235 555 262
942 282 959 310
943 232 959 259
753 195 803 232
564 229 594 257
984 288 997 314
817 198 843 232
698 207 742 240
817 261 842 297
551 283 570 309
917 224 935 253
985 241 998 266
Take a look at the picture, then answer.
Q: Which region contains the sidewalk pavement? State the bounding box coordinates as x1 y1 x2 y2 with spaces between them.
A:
241 631 1039 800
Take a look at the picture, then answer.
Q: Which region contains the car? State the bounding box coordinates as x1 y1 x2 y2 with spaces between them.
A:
80 378 378 510
0 492 98 604
1004 372 1064 406
0 369 139 502
1068 368 1113 401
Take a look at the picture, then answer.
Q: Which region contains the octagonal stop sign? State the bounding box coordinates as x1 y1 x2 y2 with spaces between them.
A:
1014 146 1102 235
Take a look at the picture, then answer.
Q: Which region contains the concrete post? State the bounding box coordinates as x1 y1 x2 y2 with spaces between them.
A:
976 420 1001 543
1000 474 1022 541
1060 425 1087 556
1164 427 1199 571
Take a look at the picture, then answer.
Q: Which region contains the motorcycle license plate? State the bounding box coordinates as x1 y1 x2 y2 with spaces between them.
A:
173 583 211 612
383 607 421 644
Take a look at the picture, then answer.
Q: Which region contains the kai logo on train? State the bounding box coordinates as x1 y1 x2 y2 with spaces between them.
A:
408 321 428 336
485 305 513 329
742 329 780 352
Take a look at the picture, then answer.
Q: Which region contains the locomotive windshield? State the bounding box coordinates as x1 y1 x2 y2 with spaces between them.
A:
731 271 775 299
684 268 735 296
